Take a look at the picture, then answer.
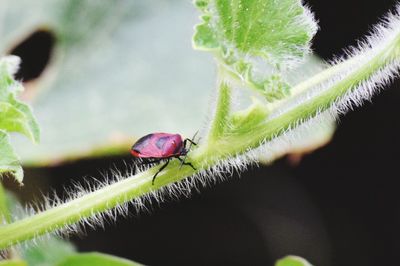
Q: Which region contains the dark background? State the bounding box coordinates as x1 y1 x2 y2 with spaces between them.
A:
7 0 400 265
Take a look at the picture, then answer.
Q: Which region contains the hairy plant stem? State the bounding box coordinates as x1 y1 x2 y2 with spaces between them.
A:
0 34 399 250
207 76 231 142
269 56 360 111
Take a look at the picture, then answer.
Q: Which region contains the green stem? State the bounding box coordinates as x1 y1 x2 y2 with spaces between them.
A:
207 77 231 142
0 27 399 251
269 56 360 111
0 162 197 248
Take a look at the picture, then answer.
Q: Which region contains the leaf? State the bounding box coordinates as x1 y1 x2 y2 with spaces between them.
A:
0 103 36 142
275 256 313 266
57 252 143 266
0 131 23 184
193 0 318 101
194 0 316 59
0 57 39 143
0 260 27 266
21 237 76 266
0 56 39 183
0 0 214 165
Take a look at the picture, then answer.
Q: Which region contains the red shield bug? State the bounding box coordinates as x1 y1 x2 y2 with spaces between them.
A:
131 132 198 184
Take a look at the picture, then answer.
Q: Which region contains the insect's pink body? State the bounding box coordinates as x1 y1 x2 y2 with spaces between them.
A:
130 133 183 158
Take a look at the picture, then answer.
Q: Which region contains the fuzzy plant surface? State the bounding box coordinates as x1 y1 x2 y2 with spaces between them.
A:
0 56 39 184
1 0 400 261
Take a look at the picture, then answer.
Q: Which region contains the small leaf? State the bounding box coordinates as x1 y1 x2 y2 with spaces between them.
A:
194 0 317 62
0 103 37 143
0 56 40 183
7 94 40 144
0 260 27 266
193 0 318 101
192 18 219 49
0 58 40 143
275 255 313 266
57 252 143 266
0 131 23 184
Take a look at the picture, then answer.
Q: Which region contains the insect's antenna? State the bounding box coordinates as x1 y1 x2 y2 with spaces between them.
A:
179 131 199 169
191 130 199 144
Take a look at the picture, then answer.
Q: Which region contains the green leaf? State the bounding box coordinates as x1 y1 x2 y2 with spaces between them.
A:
0 56 40 183
0 57 39 143
193 0 318 101
0 260 27 266
275 256 313 266
0 131 23 184
21 237 76 266
193 20 219 49
0 103 37 142
0 0 213 165
57 252 143 266
194 0 317 61
7 95 40 144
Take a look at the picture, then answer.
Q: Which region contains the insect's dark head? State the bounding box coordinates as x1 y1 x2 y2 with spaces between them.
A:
180 147 189 156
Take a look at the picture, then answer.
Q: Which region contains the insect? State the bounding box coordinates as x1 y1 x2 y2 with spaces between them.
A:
131 132 197 184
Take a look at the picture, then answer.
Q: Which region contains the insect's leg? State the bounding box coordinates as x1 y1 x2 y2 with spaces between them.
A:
152 159 170 185
181 134 199 169
176 152 197 170
177 157 196 171
183 130 199 148
183 138 197 147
